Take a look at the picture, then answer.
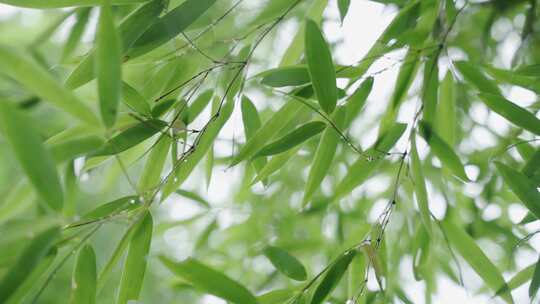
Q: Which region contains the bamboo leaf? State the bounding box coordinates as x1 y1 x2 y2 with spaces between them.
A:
70 245 97 304
303 107 346 205
263 246 307 281
61 8 91 61
0 227 60 303
251 147 300 184
311 250 356 304
435 71 456 145
334 123 407 199
138 134 171 193
411 134 432 235
421 53 439 125
92 119 168 156
529 255 540 300
305 19 337 114
495 162 540 220
516 64 540 77
160 256 258 304
441 219 513 303
0 45 98 124
478 93 540 136
126 0 217 59
337 0 351 23
121 82 152 117
260 66 311 87
117 212 153 304
49 135 104 163
455 61 501 95
174 189 210 209
231 100 304 166
96 1 122 128
344 77 373 127
254 121 326 157
241 96 267 182
162 98 235 199
66 0 166 89
0 102 63 211
419 122 469 181
183 90 214 124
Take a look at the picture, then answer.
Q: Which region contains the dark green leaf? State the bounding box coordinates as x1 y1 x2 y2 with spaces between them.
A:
126 0 217 59
260 66 311 87
117 212 153 304
337 0 351 23
160 256 258 304
92 119 168 156
455 61 501 95
255 121 326 157
122 82 152 117
478 93 540 136
530 255 540 300
496 162 540 220
70 245 97 304
305 19 337 114
311 250 356 304
0 0 148 8
263 246 307 281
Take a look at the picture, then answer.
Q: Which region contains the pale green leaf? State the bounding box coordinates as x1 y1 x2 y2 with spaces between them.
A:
263 246 307 281
496 162 540 220
70 245 97 304
0 102 63 211
160 256 258 304
478 93 540 136
254 121 326 157
305 19 337 114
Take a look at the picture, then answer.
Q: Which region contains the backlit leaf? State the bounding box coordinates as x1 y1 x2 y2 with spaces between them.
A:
70 245 97 304
478 93 540 136
160 256 258 304
305 19 337 114
254 121 326 157
311 250 356 304
0 102 63 211
495 162 540 220
263 246 307 281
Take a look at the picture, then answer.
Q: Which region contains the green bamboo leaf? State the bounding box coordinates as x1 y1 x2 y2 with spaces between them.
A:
529 255 540 300
435 71 456 145
96 2 122 128
117 212 153 304
255 121 326 157
260 66 311 87
77 196 140 224
419 122 469 181
263 246 307 281
183 90 214 124
162 98 235 199
478 93 540 136
5 248 57 304
241 96 267 182
495 162 540 220
516 64 540 77
0 102 63 211
49 135 104 163
70 245 97 304
303 107 346 205
334 123 407 199
311 250 356 304
305 19 337 114
422 53 439 125
496 263 535 296
174 189 210 209
231 100 304 166
360 244 384 289
121 82 152 117
0 0 148 8
138 134 171 193
160 256 258 304
411 134 432 235
523 148 540 178
337 0 351 23
66 0 166 89
257 289 294 304
344 77 373 127
61 8 91 61
152 98 178 118
126 0 217 59
251 147 300 184
441 219 513 303
0 45 98 124
92 119 168 156
0 226 60 303
455 61 501 95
